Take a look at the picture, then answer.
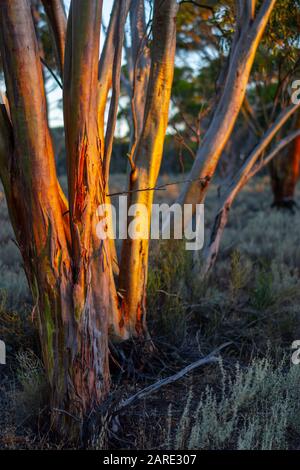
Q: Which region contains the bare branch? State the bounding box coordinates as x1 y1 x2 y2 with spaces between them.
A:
201 102 300 277
42 0 67 78
97 0 119 137
40 56 63 89
103 0 131 183
248 130 300 180
116 342 232 413
128 0 151 154
107 176 207 197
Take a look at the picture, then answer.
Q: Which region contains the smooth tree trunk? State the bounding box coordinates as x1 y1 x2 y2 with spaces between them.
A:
177 0 276 220
118 0 178 337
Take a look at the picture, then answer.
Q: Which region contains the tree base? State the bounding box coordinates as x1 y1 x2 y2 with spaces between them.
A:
271 198 298 213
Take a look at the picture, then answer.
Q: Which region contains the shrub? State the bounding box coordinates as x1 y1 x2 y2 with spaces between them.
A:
167 356 300 450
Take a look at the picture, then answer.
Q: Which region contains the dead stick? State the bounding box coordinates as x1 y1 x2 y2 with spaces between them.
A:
115 341 232 414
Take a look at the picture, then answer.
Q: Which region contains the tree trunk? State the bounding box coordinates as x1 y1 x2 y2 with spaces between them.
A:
177 0 276 220
0 0 110 441
118 0 178 338
270 113 300 210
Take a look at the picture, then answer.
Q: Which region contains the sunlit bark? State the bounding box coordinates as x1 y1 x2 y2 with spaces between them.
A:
0 0 114 440
63 0 112 433
0 0 77 434
118 0 178 337
177 0 276 220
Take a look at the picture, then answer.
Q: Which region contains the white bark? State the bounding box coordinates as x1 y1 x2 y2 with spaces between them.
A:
177 0 276 226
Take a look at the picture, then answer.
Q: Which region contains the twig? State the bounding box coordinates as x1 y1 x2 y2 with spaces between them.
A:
106 176 208 197
52 408 81 422
179 0 215 13
115 342 232 413
40 57 63 89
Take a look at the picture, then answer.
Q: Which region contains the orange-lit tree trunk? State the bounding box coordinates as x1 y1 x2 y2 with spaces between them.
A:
118 0 178 337
270 112 300 209
0 0 110 440
0 0 179 440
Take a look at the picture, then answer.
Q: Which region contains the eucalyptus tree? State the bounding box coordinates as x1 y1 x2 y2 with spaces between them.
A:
0 0 178 438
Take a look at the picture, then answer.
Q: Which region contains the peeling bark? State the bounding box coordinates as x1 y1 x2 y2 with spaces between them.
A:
0 0 114 440
62 0 113 433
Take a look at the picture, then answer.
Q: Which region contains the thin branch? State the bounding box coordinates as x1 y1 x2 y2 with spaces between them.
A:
41 0 67 78
107 176 208 197
40 56 62 89
179 0 214 13
248 130 300 180
201 103 300 277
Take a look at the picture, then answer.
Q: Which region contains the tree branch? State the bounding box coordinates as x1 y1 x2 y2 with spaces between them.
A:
103 0 131 183
176 0 276 223
42 0 67 78
118 0 178 336
201 102 300 277
97 0 119 139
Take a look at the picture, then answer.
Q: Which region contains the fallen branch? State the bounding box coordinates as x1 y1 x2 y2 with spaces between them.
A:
115 342 232 414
